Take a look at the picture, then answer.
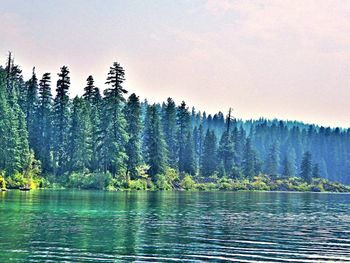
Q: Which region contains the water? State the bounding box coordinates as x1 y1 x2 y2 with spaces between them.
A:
0 190 350 262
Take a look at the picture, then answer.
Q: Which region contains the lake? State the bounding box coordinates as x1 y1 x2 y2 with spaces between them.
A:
0 190 350 262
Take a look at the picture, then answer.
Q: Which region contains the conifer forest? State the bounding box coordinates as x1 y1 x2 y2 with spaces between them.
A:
0 54 349 191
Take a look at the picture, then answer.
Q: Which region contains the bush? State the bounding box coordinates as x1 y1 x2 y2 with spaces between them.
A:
128 179 148 190
250 180 270 191
0 173 6 190
180 175 196 190
67 172 112 190
6 172 27 189
231 179 249 190
165 168 179 184
219 182 233 190
294 182 311 192
155 174 172 190
310 183 324 192
196 182 216 191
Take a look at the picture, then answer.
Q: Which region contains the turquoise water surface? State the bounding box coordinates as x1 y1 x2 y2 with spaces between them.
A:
0 190 350 262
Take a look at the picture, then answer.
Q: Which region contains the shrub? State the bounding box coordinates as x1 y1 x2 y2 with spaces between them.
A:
250 180 270 191
310 183 324 192
294 182 311 192
0 173 6 190
6 172 27 189
165 168 179 184
128 179 148 190
67 172 112 190
155 174 172 190
196 182 216 191
219 182 233 190
232 179 249 190
180 175 196 190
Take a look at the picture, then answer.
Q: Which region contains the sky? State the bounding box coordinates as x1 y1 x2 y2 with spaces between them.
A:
1 0 350 128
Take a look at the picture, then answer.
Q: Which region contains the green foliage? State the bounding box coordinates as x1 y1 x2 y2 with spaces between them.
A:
124 93 142 180
143 104 167 178
181 175 196 190
52 66 71 176
70 97 92 171
265 143 279 175
300 151 313 183
1 56 350 192
0 172 6 190
164 167 179 183
154 174 172 190
128 179 148 190
200 130 217 176
218 130 234 177
67 172 113 190
37 72 52 173
250 180 270 191
100 62 128 176
162 98 177 168
242 138 259 179
6 172 27 189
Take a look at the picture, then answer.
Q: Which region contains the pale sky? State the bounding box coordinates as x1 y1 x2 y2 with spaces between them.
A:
1 0 350 127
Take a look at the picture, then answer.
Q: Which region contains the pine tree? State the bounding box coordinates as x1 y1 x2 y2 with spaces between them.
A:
52 66 71 176
182 131 196 175
4 57 30 175
218 131 234 177
70 97 92 171
38 73 53 173
100 62 128 176
200 130 217 177
82 75 101 171
265 143 280 175
242 137 257 179
25 67 40 154
282 154 293 177
124 93 142 180
162 98 177 168
312 163 320 178
0 70 12 172
177 101 191 173
83 75 101 104
143 104 167 178
300 151 312 183
217 109 235 177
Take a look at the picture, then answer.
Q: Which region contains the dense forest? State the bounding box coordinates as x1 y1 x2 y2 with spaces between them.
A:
0 53 349 191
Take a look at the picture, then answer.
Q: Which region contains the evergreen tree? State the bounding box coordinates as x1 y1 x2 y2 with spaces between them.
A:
300 151 313 183
25 67 40 154
242 137 257 179
70 97 92 171
200 130 217 177
182 131 196 175
38 73 52 173
0 70 13 172
100 62 128 176
52 66 71 176
282 154 293 177
4 58 30 175
265 143 280 175
312 163 320 178
177 101 191 173
83 75 101 104
162 98 177 168
82 75 101 171
124 93 142 180
143 104 167 178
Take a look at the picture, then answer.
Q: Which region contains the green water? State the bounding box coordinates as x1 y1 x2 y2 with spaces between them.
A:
0 190 350 262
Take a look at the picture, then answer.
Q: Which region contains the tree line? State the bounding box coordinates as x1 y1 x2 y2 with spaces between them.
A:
0 54 349 188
